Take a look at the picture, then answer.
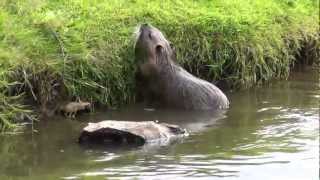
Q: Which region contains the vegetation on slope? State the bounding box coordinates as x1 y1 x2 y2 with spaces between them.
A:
0 0 319 131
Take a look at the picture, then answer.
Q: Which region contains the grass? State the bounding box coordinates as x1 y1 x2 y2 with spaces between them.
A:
0 0 319 131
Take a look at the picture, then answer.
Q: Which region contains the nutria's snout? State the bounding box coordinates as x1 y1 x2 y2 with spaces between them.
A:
139 23 154 33
136 24 154 43
135 24 167 44
140 23 151 30
135 24 150 40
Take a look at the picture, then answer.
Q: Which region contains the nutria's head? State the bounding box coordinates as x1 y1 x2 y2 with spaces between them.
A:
134 24 175 75
79 101 91 111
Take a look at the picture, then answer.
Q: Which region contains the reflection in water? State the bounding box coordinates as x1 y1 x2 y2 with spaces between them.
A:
85 106 228 134
0 68 318 180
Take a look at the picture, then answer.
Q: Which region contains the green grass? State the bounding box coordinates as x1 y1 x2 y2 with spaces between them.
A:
0 0 319 131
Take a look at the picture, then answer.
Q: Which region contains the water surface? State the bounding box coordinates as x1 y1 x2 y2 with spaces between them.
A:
0 67 318 180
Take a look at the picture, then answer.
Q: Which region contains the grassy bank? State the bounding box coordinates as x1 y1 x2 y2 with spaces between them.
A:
0 0 319 131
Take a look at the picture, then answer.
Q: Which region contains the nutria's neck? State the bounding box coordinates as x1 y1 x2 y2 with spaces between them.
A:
156 61 180 81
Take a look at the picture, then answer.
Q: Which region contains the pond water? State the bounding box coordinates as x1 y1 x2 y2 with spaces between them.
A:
0 67 318 180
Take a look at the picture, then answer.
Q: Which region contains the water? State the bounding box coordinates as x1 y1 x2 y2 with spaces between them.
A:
0 67 318 180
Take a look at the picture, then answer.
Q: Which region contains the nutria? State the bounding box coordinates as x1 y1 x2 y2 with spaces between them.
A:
59 100 91 118
134 24 229 110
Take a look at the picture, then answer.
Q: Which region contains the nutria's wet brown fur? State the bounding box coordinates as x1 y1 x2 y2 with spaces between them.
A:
59 100 91 118
134 24 229 110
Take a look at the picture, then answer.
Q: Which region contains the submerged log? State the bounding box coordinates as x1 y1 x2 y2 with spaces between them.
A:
78 120 188 146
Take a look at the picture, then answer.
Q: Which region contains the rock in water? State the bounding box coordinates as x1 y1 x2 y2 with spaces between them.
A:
78 120 188 146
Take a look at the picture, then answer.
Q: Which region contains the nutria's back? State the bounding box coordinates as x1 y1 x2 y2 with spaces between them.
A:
158 63 229 110
61 101 91 113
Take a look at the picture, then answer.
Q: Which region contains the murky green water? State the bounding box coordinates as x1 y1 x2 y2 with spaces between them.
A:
0 67 319 180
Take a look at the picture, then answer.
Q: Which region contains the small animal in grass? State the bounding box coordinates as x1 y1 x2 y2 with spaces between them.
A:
60 100 91 118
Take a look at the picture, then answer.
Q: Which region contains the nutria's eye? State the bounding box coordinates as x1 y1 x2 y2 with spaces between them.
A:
148 33 152 39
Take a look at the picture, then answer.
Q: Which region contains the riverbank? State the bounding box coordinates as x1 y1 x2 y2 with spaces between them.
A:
0 67 318 179
0 0 319 131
